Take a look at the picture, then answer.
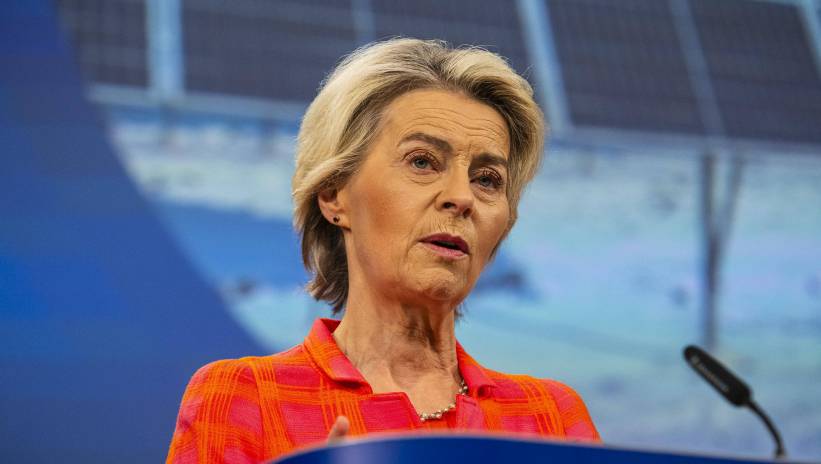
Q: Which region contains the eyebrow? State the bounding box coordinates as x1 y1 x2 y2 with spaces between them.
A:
398 132 508 169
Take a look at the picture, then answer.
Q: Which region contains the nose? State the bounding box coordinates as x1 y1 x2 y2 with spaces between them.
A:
437 169 474 219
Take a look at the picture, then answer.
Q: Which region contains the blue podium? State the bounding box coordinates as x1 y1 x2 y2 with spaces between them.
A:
274 434 795 464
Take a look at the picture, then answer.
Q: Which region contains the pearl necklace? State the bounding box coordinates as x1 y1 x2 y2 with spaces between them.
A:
418 379 469 422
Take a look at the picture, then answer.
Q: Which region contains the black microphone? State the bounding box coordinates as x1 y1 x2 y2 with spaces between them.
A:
683 345 786 459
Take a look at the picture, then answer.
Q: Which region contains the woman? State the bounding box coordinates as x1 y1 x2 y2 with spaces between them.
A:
167 38 599 464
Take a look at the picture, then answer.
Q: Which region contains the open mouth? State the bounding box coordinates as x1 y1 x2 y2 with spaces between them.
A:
420 234 470 255
431 240 461 251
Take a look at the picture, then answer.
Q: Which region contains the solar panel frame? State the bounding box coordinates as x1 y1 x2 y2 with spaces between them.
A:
54 0 149 88
181 0 359 102
545 0 707 136
689 0 821 145
371 0 532 78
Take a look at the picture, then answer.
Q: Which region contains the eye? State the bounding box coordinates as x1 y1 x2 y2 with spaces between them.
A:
473 169 504 190
412 157 431 169
407 151 439 171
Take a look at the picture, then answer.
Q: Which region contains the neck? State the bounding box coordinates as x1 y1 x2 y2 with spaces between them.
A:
333 296 460 391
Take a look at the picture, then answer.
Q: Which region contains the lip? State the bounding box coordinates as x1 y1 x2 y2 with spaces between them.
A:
420 233 470 258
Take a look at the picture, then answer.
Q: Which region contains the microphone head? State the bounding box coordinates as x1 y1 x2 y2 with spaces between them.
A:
683 345 752 407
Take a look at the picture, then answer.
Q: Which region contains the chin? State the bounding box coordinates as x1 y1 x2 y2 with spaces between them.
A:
414 268 471 304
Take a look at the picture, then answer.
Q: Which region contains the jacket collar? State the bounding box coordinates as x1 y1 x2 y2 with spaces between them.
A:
303 318 497 396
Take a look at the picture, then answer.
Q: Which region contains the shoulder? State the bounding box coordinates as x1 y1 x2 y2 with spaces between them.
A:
184 358 256 391
168 358 264 463
538 378 589 412
484 369 601 442
167 345 311 463
480 368 569 400
184 344 311 393
174 357 266 430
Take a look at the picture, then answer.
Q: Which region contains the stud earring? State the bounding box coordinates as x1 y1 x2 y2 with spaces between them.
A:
333 216 340 223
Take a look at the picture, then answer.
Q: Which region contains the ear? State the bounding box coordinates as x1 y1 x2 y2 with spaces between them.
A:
318 187 348 228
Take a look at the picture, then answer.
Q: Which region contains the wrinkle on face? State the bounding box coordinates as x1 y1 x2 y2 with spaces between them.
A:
340 89 511 309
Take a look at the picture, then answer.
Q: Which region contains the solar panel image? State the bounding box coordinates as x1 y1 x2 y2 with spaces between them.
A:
51 0 821 150
371 0 531 76
182 0 358 102
546 0 705 135
7 0 821 461
690 0 821 145
54 0 148 87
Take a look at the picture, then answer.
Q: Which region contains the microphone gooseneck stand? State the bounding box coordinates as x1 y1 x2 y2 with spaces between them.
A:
683 345 787 460
746 399 785 459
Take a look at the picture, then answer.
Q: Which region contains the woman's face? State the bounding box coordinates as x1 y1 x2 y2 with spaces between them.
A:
332 89 511 307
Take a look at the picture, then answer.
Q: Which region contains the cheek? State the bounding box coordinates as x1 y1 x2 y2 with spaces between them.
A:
352 180 419 259
350 172 393 226
477 205 510 263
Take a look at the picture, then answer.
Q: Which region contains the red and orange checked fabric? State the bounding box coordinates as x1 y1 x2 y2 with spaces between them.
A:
167 318 600 463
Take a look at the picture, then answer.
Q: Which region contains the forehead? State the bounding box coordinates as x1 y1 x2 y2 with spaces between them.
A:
380 89 510 157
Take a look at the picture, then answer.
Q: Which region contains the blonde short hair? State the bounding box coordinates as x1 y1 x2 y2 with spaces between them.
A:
292 38 545 313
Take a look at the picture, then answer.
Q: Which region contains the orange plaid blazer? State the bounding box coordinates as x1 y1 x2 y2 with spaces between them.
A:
167 319 600 463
